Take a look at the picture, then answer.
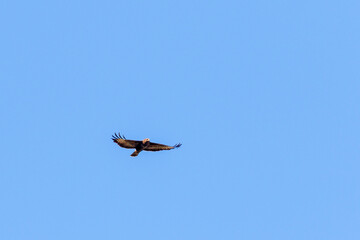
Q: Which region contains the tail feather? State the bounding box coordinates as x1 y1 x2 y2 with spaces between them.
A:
131 151 139 157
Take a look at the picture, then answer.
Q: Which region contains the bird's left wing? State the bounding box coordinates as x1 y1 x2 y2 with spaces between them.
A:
144 142 182 151
112 133 140 149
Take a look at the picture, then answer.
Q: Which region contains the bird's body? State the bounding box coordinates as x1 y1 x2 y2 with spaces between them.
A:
112 133 181 157
131 139 151 156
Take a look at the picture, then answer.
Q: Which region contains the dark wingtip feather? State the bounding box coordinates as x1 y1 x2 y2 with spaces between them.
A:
174 143 182 148
114 132 126 140
111 134 118 142
112 132 127 141
112 132 121 141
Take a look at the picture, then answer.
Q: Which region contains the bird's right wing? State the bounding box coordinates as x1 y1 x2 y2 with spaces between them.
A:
112 133 140 149
145 142 182 151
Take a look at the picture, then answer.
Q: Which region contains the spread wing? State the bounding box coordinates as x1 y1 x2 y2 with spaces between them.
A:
112 133 140 149
144 142 182 151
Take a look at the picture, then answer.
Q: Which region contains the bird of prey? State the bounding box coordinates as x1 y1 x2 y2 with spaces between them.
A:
112 133 182 157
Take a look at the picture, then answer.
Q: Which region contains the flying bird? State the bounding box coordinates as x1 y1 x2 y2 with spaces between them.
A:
112 133 182 157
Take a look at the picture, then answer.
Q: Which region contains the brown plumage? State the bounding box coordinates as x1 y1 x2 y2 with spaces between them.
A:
112 133 182 157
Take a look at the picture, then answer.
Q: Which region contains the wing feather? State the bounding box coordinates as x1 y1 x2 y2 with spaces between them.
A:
144 142 182 151
112 133 140 149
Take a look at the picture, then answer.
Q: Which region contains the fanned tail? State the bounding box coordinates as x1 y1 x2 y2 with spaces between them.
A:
131 151 139 157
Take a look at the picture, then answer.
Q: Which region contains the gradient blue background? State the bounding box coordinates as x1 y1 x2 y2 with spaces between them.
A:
1 0 359 239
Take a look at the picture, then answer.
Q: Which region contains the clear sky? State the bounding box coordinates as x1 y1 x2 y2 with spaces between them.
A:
1 0 359 239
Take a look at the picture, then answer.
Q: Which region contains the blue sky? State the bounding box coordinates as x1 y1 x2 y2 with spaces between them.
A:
1 0 360 239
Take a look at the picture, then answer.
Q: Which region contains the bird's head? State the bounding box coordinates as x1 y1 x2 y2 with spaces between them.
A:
142 138 150 144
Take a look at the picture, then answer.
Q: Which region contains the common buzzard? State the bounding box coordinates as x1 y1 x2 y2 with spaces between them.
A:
112 133 182 157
